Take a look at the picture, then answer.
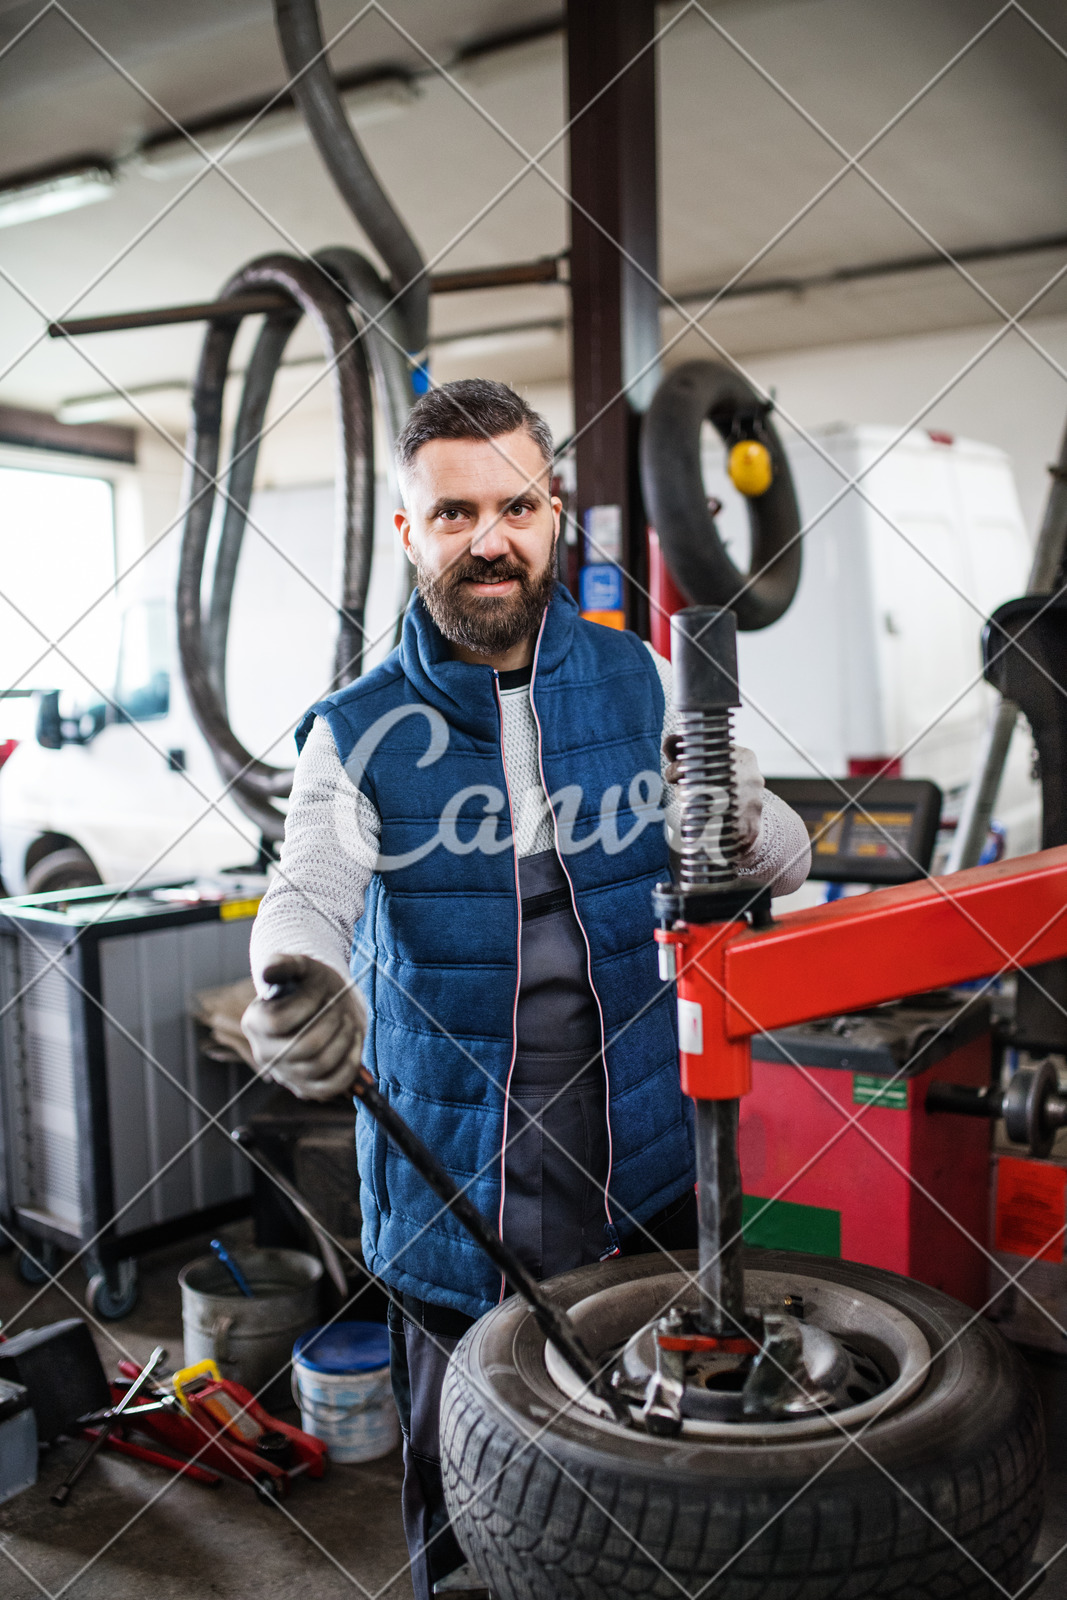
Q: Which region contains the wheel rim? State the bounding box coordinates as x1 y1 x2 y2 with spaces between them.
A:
542 1268 931 1441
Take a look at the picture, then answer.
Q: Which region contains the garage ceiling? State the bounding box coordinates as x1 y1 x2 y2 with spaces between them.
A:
0 0 1064 427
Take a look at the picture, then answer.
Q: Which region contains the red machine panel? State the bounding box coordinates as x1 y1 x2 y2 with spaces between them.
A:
738 1006 992 1308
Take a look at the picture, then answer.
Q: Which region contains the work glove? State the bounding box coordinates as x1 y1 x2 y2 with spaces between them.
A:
241 954 366 1102
662 736 765 851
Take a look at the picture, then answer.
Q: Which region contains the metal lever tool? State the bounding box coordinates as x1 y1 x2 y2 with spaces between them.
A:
256 976 628 1421
52 1345 166 1506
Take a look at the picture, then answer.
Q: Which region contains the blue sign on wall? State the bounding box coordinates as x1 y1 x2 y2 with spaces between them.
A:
580 564 623 611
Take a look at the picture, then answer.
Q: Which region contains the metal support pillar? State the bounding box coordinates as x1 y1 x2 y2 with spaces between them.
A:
566 0 660 635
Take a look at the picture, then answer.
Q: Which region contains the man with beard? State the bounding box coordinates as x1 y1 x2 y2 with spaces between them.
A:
243 379 810 1598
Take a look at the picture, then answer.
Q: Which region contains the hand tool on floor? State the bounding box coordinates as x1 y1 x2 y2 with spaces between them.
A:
77 1423 222 1486
51 1345 165 1506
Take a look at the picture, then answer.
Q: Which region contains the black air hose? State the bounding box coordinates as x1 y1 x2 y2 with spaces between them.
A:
205 306 300 711
274 0 429 358
178 0 427 844
640 360 802 630
200 247 416 721
177 252 379 842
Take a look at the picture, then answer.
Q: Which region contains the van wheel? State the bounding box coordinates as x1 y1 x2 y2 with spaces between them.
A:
25 847 101 894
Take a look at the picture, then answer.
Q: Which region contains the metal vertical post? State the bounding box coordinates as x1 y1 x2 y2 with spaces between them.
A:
695 1098 747 1335
566 0 661 635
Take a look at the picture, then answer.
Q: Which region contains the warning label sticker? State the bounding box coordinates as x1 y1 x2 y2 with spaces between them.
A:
852 1073 908 1109
994 1156 1067 1263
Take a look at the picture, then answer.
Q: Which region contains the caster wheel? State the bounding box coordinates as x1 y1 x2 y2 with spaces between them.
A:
17 1242 58 1286
85 1260 139 1320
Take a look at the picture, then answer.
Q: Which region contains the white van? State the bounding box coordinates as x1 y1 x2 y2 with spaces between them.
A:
0 595 260 894
0 476 406 896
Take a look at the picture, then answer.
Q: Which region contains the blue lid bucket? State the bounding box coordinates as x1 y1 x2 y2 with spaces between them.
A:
293 1321 390 1374
292 1322 398 1462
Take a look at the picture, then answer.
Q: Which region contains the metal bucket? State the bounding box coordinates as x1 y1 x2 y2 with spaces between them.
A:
179 1247 322 1403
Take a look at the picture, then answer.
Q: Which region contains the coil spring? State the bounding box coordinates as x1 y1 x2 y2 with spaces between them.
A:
676 708 740 888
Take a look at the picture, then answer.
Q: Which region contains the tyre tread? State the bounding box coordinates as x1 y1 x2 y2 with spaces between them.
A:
441 1262 1045 1600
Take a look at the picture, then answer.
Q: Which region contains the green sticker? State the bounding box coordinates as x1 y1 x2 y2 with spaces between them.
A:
741 1194 841 1257
853 1073 908 1109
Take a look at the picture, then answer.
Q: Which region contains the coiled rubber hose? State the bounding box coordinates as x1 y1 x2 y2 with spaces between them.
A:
640 360 802 631
179 0 428 843
177 250 412 841
274 0 429 358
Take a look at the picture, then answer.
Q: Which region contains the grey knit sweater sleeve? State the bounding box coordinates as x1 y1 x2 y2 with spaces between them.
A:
250 715 379 992
250 652 812 991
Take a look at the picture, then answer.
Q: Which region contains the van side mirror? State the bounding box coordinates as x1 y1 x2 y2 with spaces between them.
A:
34 691 106 748
35 690 62 749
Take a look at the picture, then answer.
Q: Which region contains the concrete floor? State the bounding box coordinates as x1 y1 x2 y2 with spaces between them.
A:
0 1227 1065 1600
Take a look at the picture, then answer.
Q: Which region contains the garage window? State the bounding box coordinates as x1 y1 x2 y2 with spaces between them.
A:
0 466 117 704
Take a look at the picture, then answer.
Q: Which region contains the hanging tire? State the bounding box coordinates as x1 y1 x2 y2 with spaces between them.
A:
640 360 802 630
441 1249 1043 1600
25 846 101 895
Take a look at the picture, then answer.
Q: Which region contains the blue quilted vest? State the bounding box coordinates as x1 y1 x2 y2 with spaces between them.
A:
299 584 694 1318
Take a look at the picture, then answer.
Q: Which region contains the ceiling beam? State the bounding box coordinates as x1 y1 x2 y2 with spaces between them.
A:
0 403 136 463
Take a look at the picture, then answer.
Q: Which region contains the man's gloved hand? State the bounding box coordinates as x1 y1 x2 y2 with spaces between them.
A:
662 737 766 852
241 954 366 1102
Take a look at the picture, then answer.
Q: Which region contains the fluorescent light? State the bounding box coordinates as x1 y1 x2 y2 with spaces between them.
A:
133 108 305 180
134 76 420 182
57 383 189 425
435 324 562 362
0 167 115 230
455 31 561 88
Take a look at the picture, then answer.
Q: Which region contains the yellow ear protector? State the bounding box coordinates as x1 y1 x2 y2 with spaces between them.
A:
726 402 775 498
727 438 773 497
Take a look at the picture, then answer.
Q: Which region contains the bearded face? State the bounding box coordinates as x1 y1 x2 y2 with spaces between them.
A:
415 541 558 656
397 427 563 661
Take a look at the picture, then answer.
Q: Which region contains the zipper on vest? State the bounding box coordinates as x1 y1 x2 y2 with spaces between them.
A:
493 668 524 1304
528 618 618 1257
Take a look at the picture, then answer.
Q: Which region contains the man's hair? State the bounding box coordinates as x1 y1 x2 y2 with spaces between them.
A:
396 379 554 480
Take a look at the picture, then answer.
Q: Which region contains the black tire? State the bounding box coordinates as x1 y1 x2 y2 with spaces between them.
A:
640 359 802 630
441 1249 1044 1600
25 847 101 895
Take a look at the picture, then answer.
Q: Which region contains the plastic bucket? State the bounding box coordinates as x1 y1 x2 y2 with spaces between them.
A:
292 1321 399 1463
180 1247 322 1406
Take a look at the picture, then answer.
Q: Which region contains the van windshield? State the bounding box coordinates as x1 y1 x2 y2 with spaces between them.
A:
114 601 170 720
